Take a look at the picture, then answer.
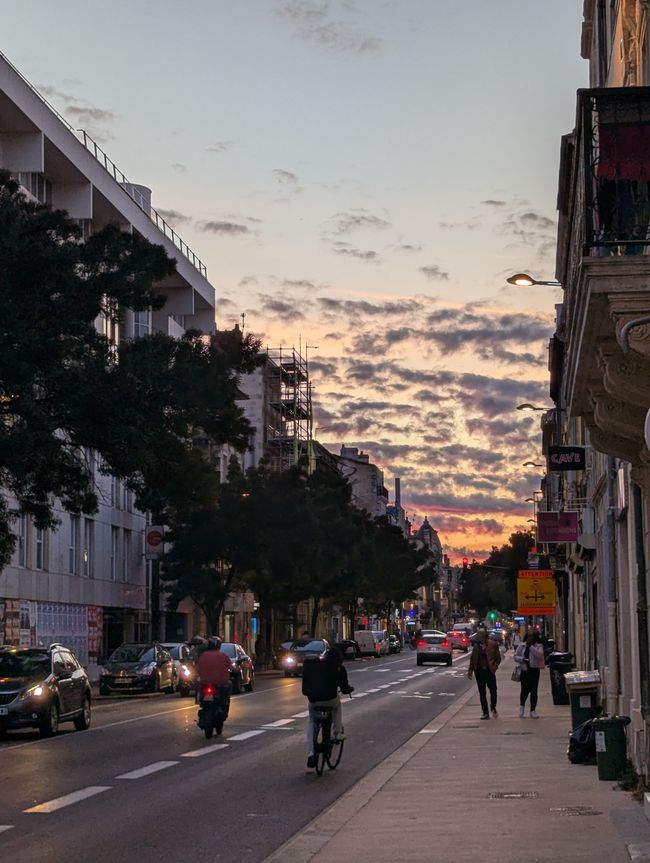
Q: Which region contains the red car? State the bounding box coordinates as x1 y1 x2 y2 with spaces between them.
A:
446 631 470 653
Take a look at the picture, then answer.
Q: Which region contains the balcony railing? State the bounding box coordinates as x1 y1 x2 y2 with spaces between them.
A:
0 50 207 278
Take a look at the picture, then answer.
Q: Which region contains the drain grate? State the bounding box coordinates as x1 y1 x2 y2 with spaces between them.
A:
488 791 539 799
501 731 533 736
550 806 602 817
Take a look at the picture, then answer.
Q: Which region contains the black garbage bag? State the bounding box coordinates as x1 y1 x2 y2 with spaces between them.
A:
567 718 596 764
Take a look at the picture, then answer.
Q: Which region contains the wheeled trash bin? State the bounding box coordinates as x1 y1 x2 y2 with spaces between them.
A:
564 670 601 729
547 651 574 705
593 716 631 780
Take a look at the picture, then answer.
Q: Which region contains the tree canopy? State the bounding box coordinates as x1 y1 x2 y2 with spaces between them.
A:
459 530 534 618
0 170 259 567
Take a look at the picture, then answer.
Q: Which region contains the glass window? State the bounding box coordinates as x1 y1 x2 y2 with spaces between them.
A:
110 527 119 581
35 527 44 571
69 516 78 575
15 514 27 567
134 309 152 339
122 529 131 582
83 519 93 577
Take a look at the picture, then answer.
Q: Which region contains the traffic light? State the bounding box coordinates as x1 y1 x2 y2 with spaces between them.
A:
489 611 496 621
462 557 468 571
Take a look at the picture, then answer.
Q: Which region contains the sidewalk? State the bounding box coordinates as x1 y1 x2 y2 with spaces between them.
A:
266 654 650 863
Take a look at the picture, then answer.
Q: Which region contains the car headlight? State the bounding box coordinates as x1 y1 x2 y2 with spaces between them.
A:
283 656 296 666
180 664 192 678
21 683 46 701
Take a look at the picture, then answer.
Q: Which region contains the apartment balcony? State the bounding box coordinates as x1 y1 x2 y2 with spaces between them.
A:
556 87 650 468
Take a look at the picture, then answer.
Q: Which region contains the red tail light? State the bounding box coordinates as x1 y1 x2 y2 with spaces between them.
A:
417 640 427 648
442 641 450 647
203 685 214 696
461 637 468 644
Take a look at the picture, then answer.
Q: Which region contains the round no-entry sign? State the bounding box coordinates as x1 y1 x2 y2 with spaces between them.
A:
145 526 165 556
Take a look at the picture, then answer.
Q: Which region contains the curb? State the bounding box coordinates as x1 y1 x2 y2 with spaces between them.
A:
262 682 477 863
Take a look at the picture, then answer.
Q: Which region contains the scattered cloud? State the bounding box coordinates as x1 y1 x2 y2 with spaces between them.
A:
331 242 380 262
273 168 300 184
419 265 449 281
481 199 506 207
206 141 232 153
157 208 193 226
171 162 188 173
328 208 391 235
198 220 250 235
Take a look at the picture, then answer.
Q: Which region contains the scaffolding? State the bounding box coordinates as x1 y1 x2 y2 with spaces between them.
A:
265 346 312 473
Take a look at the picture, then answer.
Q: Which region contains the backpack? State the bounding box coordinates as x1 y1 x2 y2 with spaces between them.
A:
302 654 339 702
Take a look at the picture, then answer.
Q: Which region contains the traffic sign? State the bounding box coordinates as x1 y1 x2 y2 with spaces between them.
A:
145 526 165 558
517 569 555 616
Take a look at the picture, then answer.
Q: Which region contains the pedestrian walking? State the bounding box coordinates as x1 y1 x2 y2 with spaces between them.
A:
511 629 523 651
514 631 545 718
467 629 501 719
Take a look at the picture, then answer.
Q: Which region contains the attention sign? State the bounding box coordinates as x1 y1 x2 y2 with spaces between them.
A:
517 569 555 616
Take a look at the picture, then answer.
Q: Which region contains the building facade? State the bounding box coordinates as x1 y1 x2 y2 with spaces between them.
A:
0 51 217 674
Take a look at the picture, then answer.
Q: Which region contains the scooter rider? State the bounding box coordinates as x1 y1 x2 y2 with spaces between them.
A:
196 637 232 721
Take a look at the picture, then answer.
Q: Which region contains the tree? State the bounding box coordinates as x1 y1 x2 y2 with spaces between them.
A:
0 171 259 567
459 530 534 617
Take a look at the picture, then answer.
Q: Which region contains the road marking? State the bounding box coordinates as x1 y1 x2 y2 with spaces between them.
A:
181 745 229 758
227 729 267 741
25 786 111 813
367 688 380 693
377 685 391 689
116 761 178 779
261 719 294 727
291 710 310 718
373 668 391 673
349 668 369 673
418 729 437 734
0 826 14 833
438 692 456 696
351 691 368 698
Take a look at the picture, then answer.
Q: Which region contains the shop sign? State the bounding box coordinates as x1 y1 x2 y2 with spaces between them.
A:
536 511 579 543
548 445 586 471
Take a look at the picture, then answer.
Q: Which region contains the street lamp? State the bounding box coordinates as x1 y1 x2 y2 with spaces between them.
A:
506 272 562 287
516 403 549 412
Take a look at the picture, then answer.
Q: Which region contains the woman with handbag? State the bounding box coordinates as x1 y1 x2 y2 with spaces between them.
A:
513 631 545 718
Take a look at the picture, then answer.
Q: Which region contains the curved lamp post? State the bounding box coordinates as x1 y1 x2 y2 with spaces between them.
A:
506 272 562 287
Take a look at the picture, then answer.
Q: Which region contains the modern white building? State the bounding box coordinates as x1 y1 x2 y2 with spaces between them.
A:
336 446 388 519
0 51 217 671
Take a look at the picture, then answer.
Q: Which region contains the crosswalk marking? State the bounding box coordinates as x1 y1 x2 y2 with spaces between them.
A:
181 744 229 758
261 719 294 727
25 786 111 813
117 761 178 780
291 710 310 718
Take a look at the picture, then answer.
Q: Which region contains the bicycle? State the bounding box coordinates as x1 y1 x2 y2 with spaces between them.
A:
311 704 345 776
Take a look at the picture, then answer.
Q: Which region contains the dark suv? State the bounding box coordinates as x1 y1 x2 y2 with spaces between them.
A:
99 642 177 695
0 644 92 737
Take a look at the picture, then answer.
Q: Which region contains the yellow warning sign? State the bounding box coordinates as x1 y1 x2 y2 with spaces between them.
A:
517 572 556 616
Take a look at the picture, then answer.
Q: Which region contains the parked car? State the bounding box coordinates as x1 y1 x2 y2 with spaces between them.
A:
388 634 402 654
99 643 177 695
415 633 453 666
372 631 390 656
162 642 197 697
353 631 378 657
220 642 255 693
446 631 470 652
335 639 360 660
280 638 329 677
0 644 92 737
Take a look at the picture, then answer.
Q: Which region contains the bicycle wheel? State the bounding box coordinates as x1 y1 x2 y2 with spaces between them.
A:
313 721 328 776
326 737 344 769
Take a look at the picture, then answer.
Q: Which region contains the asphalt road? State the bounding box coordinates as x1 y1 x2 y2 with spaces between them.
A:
0 650 473 862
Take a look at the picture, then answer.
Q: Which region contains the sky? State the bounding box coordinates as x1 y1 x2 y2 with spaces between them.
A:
2 0 587 562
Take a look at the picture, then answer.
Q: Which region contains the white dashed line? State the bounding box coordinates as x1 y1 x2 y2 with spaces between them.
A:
116 761 178 780
25 786 111 813
291 710 310 718
227 729 267 741
261 719 294 727
350 691 368 698
0 826 14 833
373 668 391 673
181 744 229 758
367 688 380 693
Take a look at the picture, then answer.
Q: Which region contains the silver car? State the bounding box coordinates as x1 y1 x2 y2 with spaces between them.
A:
416 633 453 666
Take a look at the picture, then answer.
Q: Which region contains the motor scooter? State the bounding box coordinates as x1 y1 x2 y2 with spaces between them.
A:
197 682 230 739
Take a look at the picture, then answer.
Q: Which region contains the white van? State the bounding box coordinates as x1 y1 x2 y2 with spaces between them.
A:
354 630 378 657
372 631 390 656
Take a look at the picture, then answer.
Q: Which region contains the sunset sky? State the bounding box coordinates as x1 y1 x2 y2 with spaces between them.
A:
3 1 587 562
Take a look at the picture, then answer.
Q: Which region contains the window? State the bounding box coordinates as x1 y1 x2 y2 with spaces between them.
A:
16 514 27 567
122 529 131 582
111 527 119 581
35 527 44 571
83 519 93 577
123 485 132 512
133 309 152 339
111 476 121 509
69 516 79 575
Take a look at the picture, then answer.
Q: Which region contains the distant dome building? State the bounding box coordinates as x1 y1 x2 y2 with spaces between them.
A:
415 516 442 566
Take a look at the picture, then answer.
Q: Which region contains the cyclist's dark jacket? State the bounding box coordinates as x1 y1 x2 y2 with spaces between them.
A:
302 647 349 702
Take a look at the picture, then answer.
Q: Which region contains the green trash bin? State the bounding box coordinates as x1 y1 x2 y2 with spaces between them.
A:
593 716 631 780
564 670 601 729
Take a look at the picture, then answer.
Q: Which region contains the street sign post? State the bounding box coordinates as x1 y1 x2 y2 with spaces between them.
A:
517 569 555 616
145 526 165 560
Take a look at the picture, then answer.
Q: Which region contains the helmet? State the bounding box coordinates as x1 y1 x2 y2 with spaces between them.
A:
207 636 222 649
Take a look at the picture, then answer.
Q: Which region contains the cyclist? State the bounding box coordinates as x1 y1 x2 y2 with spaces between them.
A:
302 643 353 770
